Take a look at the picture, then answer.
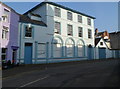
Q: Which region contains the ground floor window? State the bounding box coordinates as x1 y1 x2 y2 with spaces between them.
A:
66 38 75 57
78 44 84 57
77 40 84 57
37 43 46 58
52 37 63 58
53 43 62 58
2 48 7 61
66 44 74 57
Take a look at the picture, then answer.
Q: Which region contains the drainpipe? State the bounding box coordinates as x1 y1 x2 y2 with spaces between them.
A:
19 23 22 64
35 41 38 64
46 42 49 64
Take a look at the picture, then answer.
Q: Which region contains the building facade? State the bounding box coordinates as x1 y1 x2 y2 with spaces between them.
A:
0 2 19 64
18 2 95 64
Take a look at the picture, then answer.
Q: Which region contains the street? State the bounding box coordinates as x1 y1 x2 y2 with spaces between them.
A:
2 59 120 88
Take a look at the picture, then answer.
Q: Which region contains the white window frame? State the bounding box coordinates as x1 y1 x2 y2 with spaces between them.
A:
25 26 33 38
88 29 92 39
78 27 83 37
2 26 8 39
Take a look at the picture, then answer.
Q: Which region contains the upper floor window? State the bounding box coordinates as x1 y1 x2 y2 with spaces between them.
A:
2 48 7 61
3 9 10 22
25 26 33 38
55 7 61 17
78 27 83 37
67 12 72 20
100 42 103 45
67 24 73 36
88 29 92 39
54 21 61 34
78 15 82 23
87 18 91 26
2 26 8 39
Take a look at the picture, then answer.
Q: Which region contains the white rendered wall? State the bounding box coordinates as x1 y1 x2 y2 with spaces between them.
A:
18 3 95 63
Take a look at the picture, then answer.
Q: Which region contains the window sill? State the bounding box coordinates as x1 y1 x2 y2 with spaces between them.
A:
24 37 33 39
88 38 93 39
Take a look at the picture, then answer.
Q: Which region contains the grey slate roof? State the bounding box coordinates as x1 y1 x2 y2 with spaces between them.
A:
19 15 47 26
30 13 41 17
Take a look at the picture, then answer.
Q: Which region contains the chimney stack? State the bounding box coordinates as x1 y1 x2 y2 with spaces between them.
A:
95 28 98 35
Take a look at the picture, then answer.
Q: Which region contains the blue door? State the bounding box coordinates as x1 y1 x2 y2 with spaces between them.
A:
88 47 94 60
24 43 32 64
99 48 106 59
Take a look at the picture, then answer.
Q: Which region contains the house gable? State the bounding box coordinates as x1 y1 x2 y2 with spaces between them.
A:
95 38 108 48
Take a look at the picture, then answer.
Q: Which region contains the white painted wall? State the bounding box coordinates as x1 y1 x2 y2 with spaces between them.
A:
18 2 96 64
46 3 95 58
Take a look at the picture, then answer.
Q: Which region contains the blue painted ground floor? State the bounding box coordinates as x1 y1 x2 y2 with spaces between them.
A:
17 42 120 64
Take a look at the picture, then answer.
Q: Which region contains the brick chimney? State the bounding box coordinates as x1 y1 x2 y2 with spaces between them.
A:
95 28 98 35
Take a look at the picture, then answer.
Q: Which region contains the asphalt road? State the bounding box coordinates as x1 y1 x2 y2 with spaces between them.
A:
2 59 120 88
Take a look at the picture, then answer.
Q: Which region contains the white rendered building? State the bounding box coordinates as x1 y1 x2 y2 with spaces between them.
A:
18 2 95 64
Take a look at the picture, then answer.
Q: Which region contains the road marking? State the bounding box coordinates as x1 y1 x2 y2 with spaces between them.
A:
19 75 49 88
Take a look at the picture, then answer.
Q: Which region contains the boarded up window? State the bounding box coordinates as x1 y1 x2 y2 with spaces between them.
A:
53 43 61 57
54 21 61 34
67 12 72 20
52 37 62 58
77 41 84 57
37 43 46 58
66 39 74 57
78 15 82 23
55 7 61 17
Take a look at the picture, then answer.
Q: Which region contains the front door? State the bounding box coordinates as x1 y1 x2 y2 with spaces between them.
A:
12 49 17 64
24 43 32 64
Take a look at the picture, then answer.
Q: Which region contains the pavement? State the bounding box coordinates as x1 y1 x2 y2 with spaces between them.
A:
2 58 120 88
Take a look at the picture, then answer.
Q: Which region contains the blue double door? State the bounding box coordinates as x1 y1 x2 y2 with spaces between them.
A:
99 48 106 59
24 43 33 64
